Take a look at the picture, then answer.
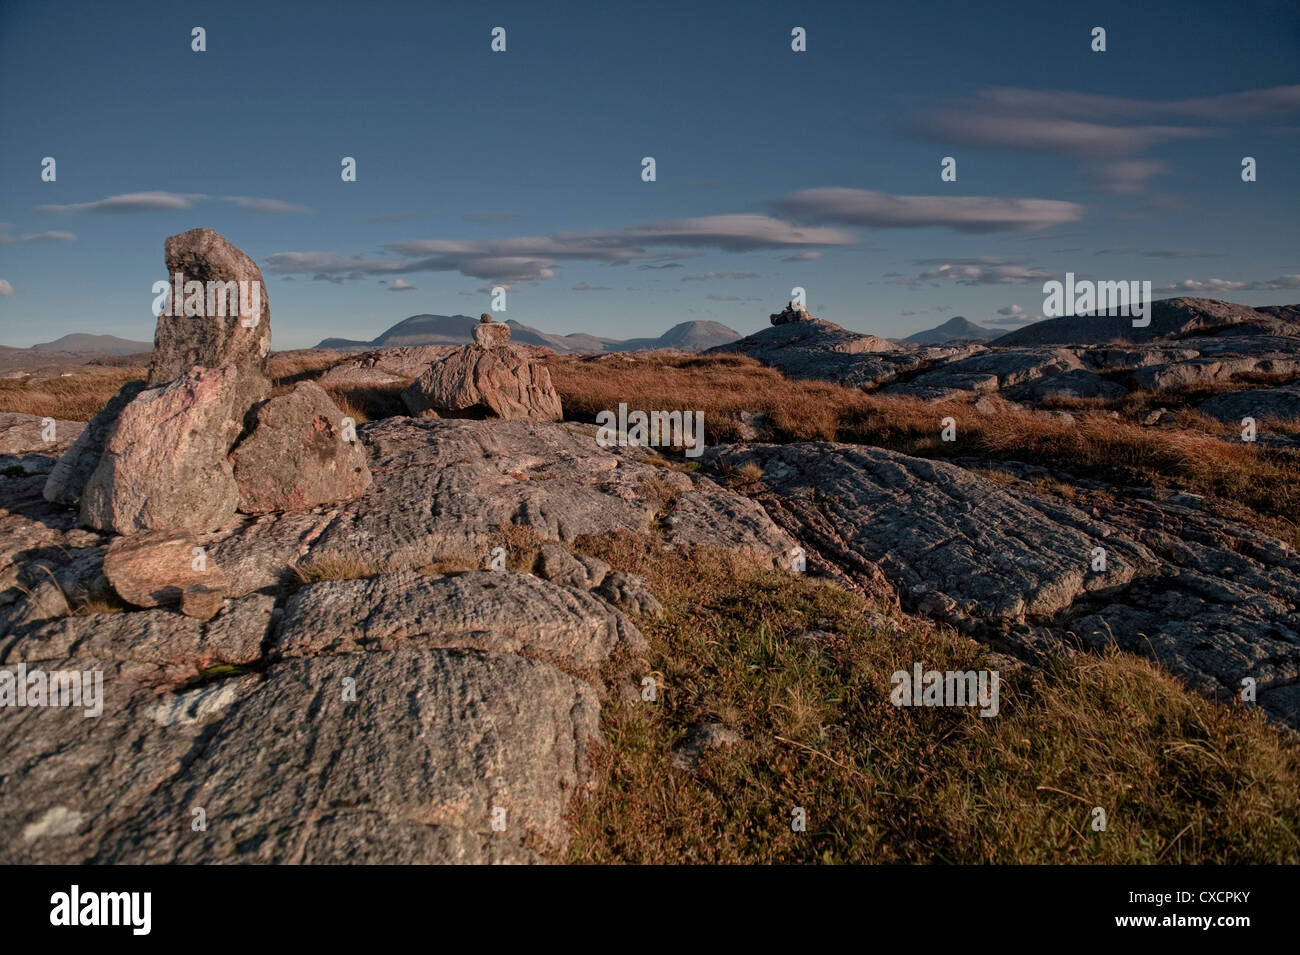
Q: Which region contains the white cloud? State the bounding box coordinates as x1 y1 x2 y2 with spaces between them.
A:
0 279 13 295
388 278 416 291
36 191 205 213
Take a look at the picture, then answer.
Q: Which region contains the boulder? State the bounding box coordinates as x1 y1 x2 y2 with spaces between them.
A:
402 345 562 421
80 365 267 534
473 317 511 347
148 228 272 386
43 381 148 506
102 530 229 612
230 380 372 514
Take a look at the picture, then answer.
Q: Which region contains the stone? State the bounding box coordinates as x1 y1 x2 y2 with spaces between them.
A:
148 228 273 386
533 542 604 590
672 723 742 770
595 571 663 619
43 382 148 506
102 530 229 609
402 345 562 421
230 380 372 514
180 584 224 621
79 365 267 534
1198 386 1300 423
474 315 511 347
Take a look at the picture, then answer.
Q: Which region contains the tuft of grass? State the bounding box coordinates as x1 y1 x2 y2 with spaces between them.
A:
566 533 1300 864
291 551 386 584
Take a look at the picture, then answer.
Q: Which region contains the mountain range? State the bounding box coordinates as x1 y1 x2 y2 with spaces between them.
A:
315 314 741 354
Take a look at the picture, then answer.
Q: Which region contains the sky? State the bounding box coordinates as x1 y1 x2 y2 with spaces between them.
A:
1 0 1298 350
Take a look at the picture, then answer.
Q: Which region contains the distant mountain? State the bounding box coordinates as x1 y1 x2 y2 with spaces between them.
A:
315 315 739 354
992 297 1300 346
31 333 152 354
902 316 993 344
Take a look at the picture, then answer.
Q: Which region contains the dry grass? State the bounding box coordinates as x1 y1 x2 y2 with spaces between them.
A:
567 533 1300 864
546 352 1300 542
0 369 145 420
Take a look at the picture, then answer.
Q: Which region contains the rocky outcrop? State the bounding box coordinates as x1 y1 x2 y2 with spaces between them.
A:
706 441 1300 727
148 228 273 386
79 365 264 534
1199 385 1300 423
230 380 372 514
402 344 562 421
993 297 1298 347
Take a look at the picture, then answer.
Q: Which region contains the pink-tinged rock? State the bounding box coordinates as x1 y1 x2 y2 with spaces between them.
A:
473 321 511 347
80 365 268 534
103 530 229 610
148 228 273 386
230 380 372 514
402 344 562 421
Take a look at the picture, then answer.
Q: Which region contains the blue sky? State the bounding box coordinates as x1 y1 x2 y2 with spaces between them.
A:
1 0 1298 349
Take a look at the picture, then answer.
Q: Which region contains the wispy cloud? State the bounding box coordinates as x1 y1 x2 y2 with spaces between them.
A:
267 213 856 283
222 196 312 214
681 271 760 281
1156 275 1300 293
36 191 310 215
893 258 1051 287
36 191 205 214
0 230 77 245
388 278 416 291
0 279 13 296
987 304 1044 326
772 188 1082 233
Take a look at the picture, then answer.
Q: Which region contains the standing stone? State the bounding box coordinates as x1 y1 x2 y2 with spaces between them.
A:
44 381 148 506
230 380 373 514
80 365 265 534
148 228 273 386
